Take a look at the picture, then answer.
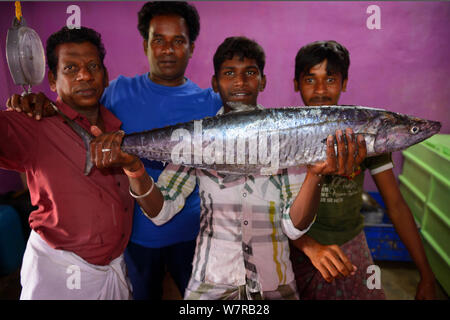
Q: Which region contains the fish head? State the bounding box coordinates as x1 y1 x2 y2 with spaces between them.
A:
373 112 441 154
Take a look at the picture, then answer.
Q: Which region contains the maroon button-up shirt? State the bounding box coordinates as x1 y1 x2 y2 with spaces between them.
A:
0 98 133 265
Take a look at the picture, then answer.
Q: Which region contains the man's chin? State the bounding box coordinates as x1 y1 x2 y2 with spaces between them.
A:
307 101 335 106
74 99 101 110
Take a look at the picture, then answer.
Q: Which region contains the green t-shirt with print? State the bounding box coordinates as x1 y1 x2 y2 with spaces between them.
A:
306 153 393 246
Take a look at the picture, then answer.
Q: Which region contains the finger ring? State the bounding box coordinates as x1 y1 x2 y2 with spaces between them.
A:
102 148 111 152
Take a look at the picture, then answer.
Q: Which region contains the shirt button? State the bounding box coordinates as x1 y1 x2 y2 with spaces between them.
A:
242 192 247 198
244 220 248 226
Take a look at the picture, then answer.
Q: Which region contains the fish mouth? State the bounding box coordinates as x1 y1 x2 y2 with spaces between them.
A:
374 119 442 154
428 120 442 134
416 120 441 139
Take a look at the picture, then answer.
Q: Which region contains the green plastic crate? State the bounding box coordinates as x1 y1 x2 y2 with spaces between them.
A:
404 134 450 180
427 174 450 222
399 134 450 296
399 154 431 201
423 203 450 258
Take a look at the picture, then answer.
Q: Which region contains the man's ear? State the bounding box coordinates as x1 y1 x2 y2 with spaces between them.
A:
189 42 195 59
211 75 219 93
143 39 148 55
103 67 110 88
293 78 300 92
259 75 267 92
342 78 348 92
48 70 57 92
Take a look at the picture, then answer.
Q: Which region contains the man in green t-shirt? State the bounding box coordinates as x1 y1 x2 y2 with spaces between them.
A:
289 40 436 300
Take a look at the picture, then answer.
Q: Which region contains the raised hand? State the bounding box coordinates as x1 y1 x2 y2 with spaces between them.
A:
6 92 56 120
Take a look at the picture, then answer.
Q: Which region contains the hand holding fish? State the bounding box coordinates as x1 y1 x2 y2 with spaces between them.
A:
89 126 164 218
6 92 55 120
307 128 367 178
89 126 141 172
288 127 367 230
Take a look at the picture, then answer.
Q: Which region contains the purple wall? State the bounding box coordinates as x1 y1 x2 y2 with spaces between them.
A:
1 1 449 193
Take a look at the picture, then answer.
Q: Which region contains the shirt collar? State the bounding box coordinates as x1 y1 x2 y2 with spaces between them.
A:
55 96 122 132
216 106 225 115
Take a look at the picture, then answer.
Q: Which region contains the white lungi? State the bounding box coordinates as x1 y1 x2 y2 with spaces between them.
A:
20 230 132 300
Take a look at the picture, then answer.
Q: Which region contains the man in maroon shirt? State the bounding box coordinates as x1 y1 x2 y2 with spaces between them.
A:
1 26 148 299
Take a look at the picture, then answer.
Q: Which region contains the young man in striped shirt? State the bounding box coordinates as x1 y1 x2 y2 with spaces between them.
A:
92 37 366 300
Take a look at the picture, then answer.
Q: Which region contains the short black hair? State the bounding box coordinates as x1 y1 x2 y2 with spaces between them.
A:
137 1 200 43
46 26 106 77
213 37 266 76
294 40 350 81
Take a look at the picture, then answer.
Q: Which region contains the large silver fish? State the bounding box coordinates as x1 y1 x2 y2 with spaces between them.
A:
57 104 441 175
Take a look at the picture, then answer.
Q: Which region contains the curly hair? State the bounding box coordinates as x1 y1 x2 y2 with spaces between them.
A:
46 26 106 77
294 40 350 81
137 1 200 43
213 37 266 76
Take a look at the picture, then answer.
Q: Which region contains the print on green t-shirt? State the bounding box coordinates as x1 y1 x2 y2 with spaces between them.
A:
307 153 393 245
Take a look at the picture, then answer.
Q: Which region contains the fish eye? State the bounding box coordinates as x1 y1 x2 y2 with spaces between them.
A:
410 126 419 134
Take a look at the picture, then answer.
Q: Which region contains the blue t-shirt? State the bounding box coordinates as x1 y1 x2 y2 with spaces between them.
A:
101 74 222 248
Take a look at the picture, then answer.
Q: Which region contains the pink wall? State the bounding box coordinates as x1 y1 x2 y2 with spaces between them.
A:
1 1 449 193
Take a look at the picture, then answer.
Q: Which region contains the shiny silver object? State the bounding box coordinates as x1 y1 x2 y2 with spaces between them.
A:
6 17 46 93
118 105 441 175
72 105 440 176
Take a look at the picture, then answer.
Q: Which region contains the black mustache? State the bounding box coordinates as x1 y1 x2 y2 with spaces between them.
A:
310 96 332 102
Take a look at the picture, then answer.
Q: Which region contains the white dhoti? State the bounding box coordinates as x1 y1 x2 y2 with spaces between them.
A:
20 230 132 300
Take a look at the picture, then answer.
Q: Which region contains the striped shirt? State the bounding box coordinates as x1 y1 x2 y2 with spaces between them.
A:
147 164 313 298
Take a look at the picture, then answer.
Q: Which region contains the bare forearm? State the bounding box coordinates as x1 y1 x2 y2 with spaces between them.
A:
387 202 433 277
289 171 322 230
129 174 164 218
373 170 434 279
125 160 164 218
291 233 318 256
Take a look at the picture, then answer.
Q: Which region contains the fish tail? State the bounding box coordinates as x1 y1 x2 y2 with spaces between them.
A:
82 134 94 176
66 120 94 176
50 102 95 176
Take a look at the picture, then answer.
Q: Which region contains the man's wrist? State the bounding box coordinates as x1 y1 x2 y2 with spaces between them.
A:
297 234 319 256
123 158 145 178
306 170 324 187
418 266 435 281
123 157 141 171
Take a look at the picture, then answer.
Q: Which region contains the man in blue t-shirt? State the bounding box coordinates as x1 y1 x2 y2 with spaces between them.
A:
99 2 221 299
8 2 221 300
